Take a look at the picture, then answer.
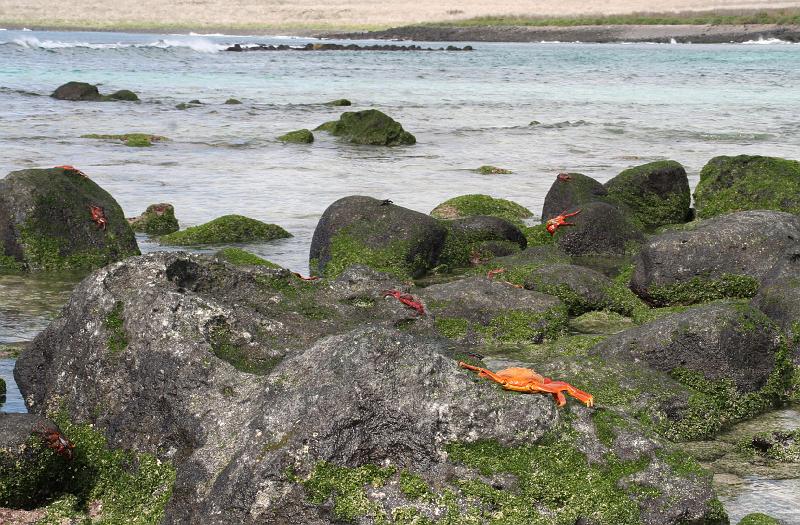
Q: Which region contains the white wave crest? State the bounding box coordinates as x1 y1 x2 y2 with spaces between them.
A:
8 35 226 52
741 36 793 45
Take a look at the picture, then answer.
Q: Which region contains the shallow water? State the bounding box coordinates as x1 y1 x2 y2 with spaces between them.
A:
1 29 799 522
0 359 25 413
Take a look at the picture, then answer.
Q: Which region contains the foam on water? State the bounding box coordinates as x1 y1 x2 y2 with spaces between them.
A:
6 35 227 52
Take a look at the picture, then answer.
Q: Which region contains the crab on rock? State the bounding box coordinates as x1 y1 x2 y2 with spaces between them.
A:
89 205 108 230
545 209 581 236
382 289 425 315
33 423 75 460
459 362 594 407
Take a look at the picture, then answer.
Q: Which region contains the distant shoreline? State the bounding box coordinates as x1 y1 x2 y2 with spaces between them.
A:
320 23 800 44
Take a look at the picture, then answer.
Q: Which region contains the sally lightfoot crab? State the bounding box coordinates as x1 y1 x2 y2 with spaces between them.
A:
459 362 594 407
545 209 581 236
89 205 108 230
32 422 75 460
382 289 425 315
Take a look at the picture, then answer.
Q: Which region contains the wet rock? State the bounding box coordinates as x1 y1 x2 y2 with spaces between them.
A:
744 429 800 463
437 215 527 269
475 165 512 174
590 302 783 394
0 377 4 406
631 210 800 306
554 201 644 257
324 98 351 106
277 129 314 143
419 276 568 343
522 263 614 315
694 155 800 219
752 275 800 363
737 513 783 525
81 133 167 147
541 172 608 222
310 196 446 278
158 214 291 246
430 194 532 228
0 167 139 271
50 81 102 101
314 109 415 146
213 247 281 268
127 203 179 236
224 98 242 104
107 89 139 101
604 160 691 230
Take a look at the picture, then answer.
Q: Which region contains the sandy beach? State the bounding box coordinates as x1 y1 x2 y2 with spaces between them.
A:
1 0 800 31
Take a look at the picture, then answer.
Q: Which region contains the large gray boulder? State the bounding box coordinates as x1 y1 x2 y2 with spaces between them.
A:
0 167 139 271
310 196 447 278
541 172 607 222
50 81 102 101
437 215 527 269
631 210 800 306
553 201 644 257
523 263 615 315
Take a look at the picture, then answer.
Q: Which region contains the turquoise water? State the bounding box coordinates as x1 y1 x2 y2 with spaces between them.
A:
1 29 800 522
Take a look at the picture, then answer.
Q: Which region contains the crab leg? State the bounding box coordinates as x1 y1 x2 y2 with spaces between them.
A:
535 381 594 407
562 209 582 219
458 362 510 386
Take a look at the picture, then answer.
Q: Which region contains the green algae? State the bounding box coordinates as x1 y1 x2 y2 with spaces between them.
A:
436 220 521 270
483 306 569 343
323 230 423 279
224 98 242 104
107 89 139 101
105 301 128 354
315 109 416 146
159 215 292 246
398 472 430 500
303 462 397 521
278 129 314 143
740 428 800 462
430 194 532 228
215 247 282 268
647 274 760 307
208 324 282 375
81 133 168 147
325 98 351 106
434 317 469 339
129 203 179 235
0 254 24 272
523 224 555 247
694 155 800 218
475 165 512 175
737 512 784 525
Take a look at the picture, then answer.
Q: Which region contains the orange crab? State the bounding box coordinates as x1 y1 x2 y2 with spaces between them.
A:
545 209 581 236
33 422 75 460
459 362 594 407
56 165 87 177
292 272 320 281
383 289 425 315
557 173 572 182
89 205 107 230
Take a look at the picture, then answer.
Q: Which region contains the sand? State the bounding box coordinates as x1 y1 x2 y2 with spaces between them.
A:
1 0 800 31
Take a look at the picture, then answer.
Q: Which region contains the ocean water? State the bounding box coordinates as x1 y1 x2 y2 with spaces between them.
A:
1 29 800 522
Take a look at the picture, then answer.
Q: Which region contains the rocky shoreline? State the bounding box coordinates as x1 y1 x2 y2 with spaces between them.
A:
319 23 800 43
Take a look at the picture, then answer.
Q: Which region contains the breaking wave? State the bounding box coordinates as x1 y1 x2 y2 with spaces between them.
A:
5 35 227 52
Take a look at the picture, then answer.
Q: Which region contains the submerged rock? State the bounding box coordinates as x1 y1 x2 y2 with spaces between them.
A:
553 201 643 257
277 129 314 143
81 133 168 147
127 203 179 235
694 155 800 218
50 82 139 102
631 210 800 306
0 167 139 271
324 98 351 106
310 196 446 278
107 89 139 101
430 194 532 228
475 165 512 174
315 109 416 146
224 98 242 104
541 172 608 222
159 214 291 246
604 160 691 230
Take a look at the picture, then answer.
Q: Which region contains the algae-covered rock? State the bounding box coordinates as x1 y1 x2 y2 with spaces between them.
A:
430 194 532 228
743 429 800 463
0 377 5 405
752 276 800 363
107 89 139 101
314 109 415 146
81 133 167 147
437 215 527 269
310 196 446 278
738 513 783 525
475 165 512 175
277 129 314 143
694 155 800 219
224 98 242 104
631 210 800 306
0 167 139 271
604 160 691 230
324 98 351 106
127 203 179 235
214 247 281 268
541 172 608 222
50 81 102 101
522 263 615 315
158 214 291 246
554 201 644 257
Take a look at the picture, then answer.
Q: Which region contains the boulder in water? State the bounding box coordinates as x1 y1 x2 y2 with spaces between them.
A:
315 109 416 146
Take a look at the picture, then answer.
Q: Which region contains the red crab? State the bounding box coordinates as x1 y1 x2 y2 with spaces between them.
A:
486 268 523 289
33 423 75 460
89 205 108 230
545 209 581 236
292 272 320 281
557 173 572 182
56 165 87 177
382 289 425 315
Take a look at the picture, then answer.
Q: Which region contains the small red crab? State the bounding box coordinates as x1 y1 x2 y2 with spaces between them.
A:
459 362 594 407
89 205 108 230
33 423 75 460
56 165 88 177
292 272 320 281
557 173 572 182
382 289 425 315
545 209 581 236
486 268 523 289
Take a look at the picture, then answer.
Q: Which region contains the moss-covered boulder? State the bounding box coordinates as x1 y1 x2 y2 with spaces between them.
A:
324 98 351 106
437 215 526 269
310 196 446 278
127 203 179 236
224 98 242 104
158 214 291 246
541 172 608 222
277 129 314 144
752 276 800 364
631 210 800 306
430 194 533 228
604 160 691 230
81 133 167 147
0 167 140 272
737 513 783 525
214 247 281 268
523 264 616 316
315 109 415 146
107 89 139 101
554 202 644 257
475 165 512 175
694 155 800 219
50 81 102 101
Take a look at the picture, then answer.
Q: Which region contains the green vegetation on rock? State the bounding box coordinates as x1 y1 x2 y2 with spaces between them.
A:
81 133 168 147
105 301 128 354
475 165 512 175
0 254 24 272
482 306 569 343
694 155 800 218
647 274 760 307
315 109 416 146
128 203 179 235
737 512 784 525
323 230 424 279
325 98 351 106
107 89 139 101
158 215 292 246
430 194 532 228
224 98 242 104
303 462 396 521
208 324 282 375
215 247 281 268
278 129 314 143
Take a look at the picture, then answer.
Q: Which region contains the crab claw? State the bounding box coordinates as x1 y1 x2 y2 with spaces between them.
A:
562 209 582 219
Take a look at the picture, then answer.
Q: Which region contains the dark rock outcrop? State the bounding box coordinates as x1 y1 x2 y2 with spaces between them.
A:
523 263 615 315
310 196 447 278
0 167 139 271
752 275 800 363
541 172 607 222
437 215 527 269
553 202 644 257
631 210 800 306
50 81 102 101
